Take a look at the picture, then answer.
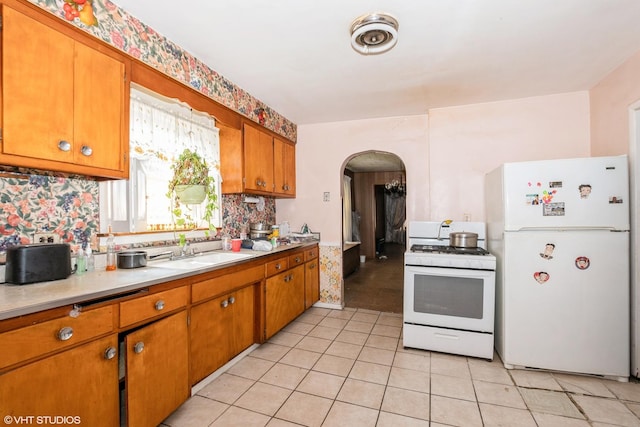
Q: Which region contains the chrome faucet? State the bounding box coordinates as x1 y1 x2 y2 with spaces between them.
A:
180 241 193 258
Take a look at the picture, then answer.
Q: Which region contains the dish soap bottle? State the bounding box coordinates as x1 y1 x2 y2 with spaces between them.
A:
106 227 117 271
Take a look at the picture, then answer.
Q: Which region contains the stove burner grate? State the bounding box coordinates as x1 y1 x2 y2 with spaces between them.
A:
410 244 490 256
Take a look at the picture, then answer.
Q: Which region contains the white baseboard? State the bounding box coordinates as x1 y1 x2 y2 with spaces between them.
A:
312 301 343 310
190 343 259 395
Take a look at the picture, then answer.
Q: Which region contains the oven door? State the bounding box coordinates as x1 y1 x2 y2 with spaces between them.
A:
403 265 495 333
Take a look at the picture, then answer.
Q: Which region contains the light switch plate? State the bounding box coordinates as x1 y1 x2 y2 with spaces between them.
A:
323 192 330 202
34 232 60 244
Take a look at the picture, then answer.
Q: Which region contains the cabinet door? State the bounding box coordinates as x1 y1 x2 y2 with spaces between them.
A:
2 6 75 163
126 311 189 427
190 285 256 384
0 334 119 427
231 285 257 355
73 42 126 171
305 259 320 309
244 122 274 193
274 137 296 196
190 293 233 384
265 265 305 338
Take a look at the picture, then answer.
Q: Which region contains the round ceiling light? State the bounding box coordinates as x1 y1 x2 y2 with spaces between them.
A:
350 13 399 55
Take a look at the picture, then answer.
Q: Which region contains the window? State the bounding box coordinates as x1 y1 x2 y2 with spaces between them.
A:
100 86 221 235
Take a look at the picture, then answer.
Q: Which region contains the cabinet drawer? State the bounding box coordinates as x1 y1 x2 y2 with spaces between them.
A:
288 252 305 267
0 305 114 370
265 257 289 277
192 265 264 303
120 286 188 328
304 247 318 261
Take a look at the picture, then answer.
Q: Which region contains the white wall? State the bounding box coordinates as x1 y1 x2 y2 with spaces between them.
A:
277 115 429 245
280 91 591 239
428 91 591 222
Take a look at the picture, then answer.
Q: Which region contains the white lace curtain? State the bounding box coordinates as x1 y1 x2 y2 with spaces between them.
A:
128 87 221 227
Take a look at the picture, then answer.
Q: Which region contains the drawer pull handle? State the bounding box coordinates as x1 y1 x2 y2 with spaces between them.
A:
57 140 71 152
57 326 74 341
134 342 145 354
154 300 165 311
80 145 93 157
104 347 117 360
221 299 229 308
228 296 235 305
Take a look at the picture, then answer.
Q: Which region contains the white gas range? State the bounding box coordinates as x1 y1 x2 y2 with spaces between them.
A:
403 221 497 360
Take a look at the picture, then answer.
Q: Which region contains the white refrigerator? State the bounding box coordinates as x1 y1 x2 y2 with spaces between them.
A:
485 155 630 380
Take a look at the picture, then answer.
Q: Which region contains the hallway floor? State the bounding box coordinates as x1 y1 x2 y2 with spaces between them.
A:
162 306 640 427
344 242 404 313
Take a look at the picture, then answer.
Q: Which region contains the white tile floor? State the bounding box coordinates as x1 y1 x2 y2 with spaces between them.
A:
162 307 640 426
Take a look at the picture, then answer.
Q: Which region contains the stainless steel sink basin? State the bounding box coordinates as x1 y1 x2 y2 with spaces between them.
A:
148 251 253 270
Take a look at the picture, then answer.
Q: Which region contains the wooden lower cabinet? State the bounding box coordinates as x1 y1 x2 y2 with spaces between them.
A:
190 285 257 384
0 334 119 427
265 265 305 338
305 258 320 309
125 310 189 427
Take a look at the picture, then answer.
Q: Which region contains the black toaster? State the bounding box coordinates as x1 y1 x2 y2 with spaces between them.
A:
5 243 72 285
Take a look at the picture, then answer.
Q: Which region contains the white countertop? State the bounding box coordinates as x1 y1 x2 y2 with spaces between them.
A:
0 244 313 321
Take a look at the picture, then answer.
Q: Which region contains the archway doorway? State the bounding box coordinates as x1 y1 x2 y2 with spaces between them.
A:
341 151 406 313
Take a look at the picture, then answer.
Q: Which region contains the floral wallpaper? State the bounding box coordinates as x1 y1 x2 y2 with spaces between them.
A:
0 172 275 253
0 173 99 251
27 0 297 141
220 195 276 238
319 245 343 305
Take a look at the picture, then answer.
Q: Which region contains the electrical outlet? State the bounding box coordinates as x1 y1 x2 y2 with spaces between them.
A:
323 192 330 202
34 232 60 244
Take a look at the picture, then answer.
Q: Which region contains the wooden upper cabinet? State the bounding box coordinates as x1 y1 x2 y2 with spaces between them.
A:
243 122 274 193
220 120 296 198
1 4 129 179
274 136 296 197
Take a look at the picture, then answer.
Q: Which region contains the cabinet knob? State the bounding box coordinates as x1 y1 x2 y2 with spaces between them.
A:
309 263 316 269
104 346 117 360
275 263 281 270
57 140 71 152
57 326 74 341
228 296 235 305
133 341 145 354
295 257 301 263
283 185 289 191
221 299 229 308
154 300 165 311
80 145 93 156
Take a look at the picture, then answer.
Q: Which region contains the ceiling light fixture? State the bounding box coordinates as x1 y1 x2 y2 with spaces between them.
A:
350 12 399 55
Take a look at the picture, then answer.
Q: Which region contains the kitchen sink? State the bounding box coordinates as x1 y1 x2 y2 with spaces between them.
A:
148 251 253 270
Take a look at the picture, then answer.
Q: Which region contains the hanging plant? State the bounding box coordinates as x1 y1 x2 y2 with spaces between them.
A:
166 149 218 239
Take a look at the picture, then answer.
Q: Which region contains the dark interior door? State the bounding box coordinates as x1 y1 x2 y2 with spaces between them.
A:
374 185 385 254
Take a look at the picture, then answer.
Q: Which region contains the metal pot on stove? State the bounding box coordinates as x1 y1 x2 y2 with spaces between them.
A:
449 232 478 248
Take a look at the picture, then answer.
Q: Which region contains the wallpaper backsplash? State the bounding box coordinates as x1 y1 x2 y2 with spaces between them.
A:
0 172 275 253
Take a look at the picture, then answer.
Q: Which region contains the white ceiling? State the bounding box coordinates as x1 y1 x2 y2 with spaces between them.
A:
111 0 640 128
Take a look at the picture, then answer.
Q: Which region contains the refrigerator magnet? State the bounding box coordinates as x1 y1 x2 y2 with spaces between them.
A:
578 184 592 199
542 202 564 216
527 194 540 205
539 243 555 260
534 271 550 284
575 256 590 270
609 196 624 204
